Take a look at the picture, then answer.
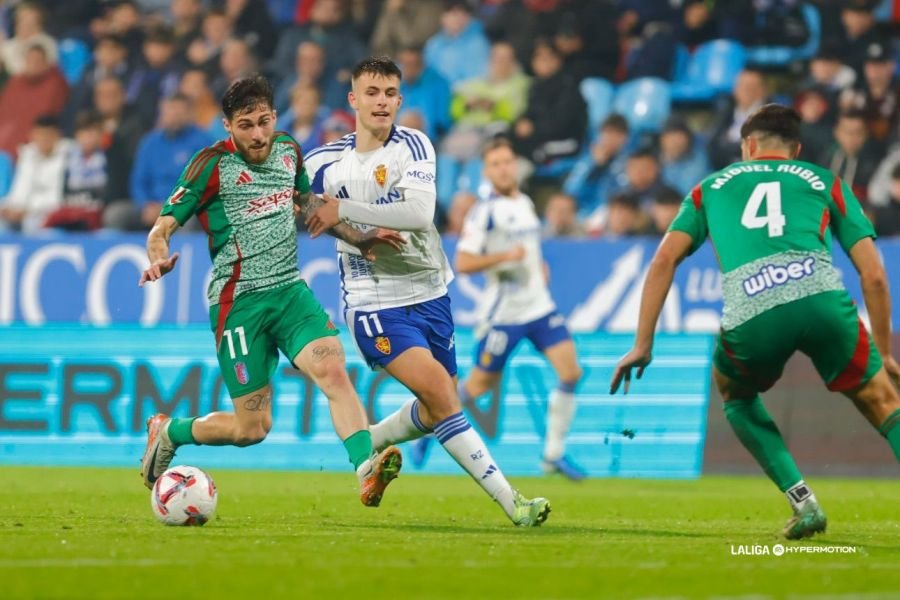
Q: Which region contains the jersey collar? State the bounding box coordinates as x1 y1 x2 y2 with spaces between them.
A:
752 154 790 161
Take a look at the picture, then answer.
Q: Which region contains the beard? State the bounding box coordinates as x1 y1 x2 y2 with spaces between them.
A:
235 135 273 164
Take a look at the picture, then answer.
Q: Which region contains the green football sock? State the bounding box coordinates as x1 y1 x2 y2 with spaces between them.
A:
167 417 197 446
343 429 373 470
723 396 803 492
878 408 900 462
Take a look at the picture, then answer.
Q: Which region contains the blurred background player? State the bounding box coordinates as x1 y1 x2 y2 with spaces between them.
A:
611 104 900 540
303 57 550 526
138 75 404 508
416 138 586 480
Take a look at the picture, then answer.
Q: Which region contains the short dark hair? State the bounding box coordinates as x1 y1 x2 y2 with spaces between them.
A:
655 187 683 206
221 74 274 120
482 136 515 158
739 103 801 147
34 114 61 130
352 56 402 82
144 25 175 46
628 148 658 162
601 113 629 134
74 110 103 131
891 163 900 181
838 108 867 123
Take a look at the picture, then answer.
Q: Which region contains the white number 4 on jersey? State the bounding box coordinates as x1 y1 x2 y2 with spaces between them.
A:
742 181 786 237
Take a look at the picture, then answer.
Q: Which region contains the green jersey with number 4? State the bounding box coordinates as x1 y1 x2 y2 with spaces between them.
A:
160 132 310 307
669 158 876 331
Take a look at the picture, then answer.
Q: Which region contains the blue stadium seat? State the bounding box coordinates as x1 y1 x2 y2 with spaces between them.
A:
0 151 13 198
579 77 615 138
746 3 821 67
671 40 746 104
58 38 91 85
612 77 671 133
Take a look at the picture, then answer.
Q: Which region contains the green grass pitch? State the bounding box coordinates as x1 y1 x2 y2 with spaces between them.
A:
2 466 899 599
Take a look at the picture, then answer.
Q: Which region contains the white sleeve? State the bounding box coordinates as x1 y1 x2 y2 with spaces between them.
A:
338 186 434 230
5 148 34 208
456 202 489 255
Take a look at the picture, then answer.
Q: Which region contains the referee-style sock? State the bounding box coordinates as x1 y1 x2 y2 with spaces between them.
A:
723 396 804 494
878 408 900 461
434 411 516 519
167 417 197 447
343 429 373 470
370 398 431 451
544 381 577 462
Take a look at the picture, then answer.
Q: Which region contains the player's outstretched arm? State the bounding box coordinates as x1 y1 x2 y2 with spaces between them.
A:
455 246 525 274
139 215 181 286
848 237 900 383
610 231 693 394
295 191 406 260
304 188 434 235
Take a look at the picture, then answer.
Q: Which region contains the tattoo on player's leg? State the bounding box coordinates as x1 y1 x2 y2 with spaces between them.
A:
243 392 271 412
311 345 344 362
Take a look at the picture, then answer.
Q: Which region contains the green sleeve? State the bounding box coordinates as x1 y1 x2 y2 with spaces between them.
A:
830 177 876 253
668 188 708 255
159 147 220 226
296 163 310 194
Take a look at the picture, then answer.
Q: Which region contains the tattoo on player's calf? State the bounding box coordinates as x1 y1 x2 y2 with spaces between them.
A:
243 392 270 412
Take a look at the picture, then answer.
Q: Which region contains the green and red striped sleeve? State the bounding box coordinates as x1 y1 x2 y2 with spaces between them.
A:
827 175 876 254
160 144 224 226
668 183 708 255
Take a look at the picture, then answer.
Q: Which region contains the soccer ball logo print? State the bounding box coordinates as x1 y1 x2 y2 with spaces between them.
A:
374 335 391 355
374 164 387 187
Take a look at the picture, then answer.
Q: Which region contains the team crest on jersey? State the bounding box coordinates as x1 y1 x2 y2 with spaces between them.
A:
234 361 249 385
168 186 188 205
374 164 387 186
480 352 492 368
374 336 391 355
282 154 295 173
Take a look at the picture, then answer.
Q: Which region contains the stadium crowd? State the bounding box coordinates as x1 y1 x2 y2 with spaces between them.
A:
0 0 899 238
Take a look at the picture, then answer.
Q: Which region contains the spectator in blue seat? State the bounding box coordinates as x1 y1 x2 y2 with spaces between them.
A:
269 0 366 85
796 85 837 163
370 0 443 59
707 68 769 169
657 117 710 196
64 34 131 134
105 93 212 231
284 83 327 151
184 9 233 77
803 45 857 101
614 149 681 211
511 39 586 168
840 0 882 78
125 25 181 129
873 163 900 236
423 0 490 86
396 45 451 140
273 41 347 114
820 109 881 202
562 114 631 214
840 39 899 151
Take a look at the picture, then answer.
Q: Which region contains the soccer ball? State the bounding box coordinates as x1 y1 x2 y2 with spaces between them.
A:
151 465 218 526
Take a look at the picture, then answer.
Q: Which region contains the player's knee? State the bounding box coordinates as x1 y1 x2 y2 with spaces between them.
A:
233 423 268 447
312 359 351 393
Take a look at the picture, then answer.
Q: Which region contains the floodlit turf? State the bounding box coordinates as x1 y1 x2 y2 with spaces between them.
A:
1 467 898 599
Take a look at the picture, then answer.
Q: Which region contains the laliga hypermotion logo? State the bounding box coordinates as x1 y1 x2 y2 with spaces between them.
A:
374 164 387 187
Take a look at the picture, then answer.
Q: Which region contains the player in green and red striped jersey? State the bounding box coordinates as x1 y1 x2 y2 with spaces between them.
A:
611 104 900 539
137 75 406 509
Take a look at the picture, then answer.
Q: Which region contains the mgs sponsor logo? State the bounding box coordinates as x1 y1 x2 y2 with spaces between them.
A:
742 257 815 297
244 188 294 216
406 169 434 184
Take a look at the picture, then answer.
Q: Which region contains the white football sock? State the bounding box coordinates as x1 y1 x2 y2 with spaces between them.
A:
544 384 576 462
434 412 516 519
370 398 431 451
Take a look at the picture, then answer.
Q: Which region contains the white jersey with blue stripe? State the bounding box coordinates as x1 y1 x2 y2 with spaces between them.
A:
457 191 556 328
303 125 453 312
